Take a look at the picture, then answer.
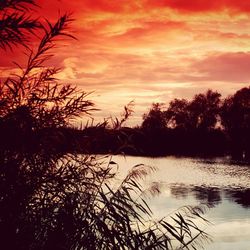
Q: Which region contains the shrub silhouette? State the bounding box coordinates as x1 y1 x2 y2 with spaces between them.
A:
0 1 210 249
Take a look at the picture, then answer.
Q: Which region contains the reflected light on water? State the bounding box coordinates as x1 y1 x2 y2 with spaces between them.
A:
111 155 250 250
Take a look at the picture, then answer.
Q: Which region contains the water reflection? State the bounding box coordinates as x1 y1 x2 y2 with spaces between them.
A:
193 186 221 207
169 184 250 209
114 155 250 209
225 189 250 208
113 155 250 249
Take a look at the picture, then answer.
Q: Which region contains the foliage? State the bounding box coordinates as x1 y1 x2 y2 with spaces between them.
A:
0 0 40 49
138 87 250 158
164 90 221 130
0 10 93 153
143 90 221 131
220 87 250 158
142 103 167 130
165 98 189 129
221 87 250 131
188 90 221 130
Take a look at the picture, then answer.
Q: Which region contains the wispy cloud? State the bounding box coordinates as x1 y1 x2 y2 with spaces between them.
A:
4 0 250 125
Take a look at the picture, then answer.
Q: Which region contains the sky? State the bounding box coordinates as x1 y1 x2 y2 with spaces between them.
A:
3 0 250 126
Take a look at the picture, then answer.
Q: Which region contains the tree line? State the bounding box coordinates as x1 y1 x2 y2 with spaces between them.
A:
77 88 250 159
140 88 250 158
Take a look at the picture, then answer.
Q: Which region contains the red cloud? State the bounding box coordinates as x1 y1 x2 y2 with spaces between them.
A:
38 0 250 13
192 52 250 82
145 0 250 13
38 0 250 14
38 0 140 16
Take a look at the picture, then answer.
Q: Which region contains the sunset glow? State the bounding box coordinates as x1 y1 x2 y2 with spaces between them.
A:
3 0 250 125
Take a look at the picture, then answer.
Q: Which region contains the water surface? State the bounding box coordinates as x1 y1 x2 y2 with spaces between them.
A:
112 156 250 250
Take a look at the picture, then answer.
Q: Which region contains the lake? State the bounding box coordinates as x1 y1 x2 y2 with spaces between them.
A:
111 155 250 250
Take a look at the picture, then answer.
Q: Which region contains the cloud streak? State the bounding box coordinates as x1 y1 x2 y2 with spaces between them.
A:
3 0 250 125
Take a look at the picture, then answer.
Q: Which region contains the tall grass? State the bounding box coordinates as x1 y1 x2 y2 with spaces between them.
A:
0 2 210 249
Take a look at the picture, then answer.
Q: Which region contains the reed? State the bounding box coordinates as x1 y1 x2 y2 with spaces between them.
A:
0 2 210 249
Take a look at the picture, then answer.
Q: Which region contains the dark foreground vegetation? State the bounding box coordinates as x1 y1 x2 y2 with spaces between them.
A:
63 86 250 160
0 1 210 249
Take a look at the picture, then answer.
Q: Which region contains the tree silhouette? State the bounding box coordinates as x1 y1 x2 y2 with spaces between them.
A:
165 98 189 129
142 103 166 130
221 86 250 158
138 90 226 156
221 87 250 131
188 90 221 130
164 90 221 130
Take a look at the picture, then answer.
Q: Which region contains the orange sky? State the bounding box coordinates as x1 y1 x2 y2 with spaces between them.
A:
3 0 250 125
